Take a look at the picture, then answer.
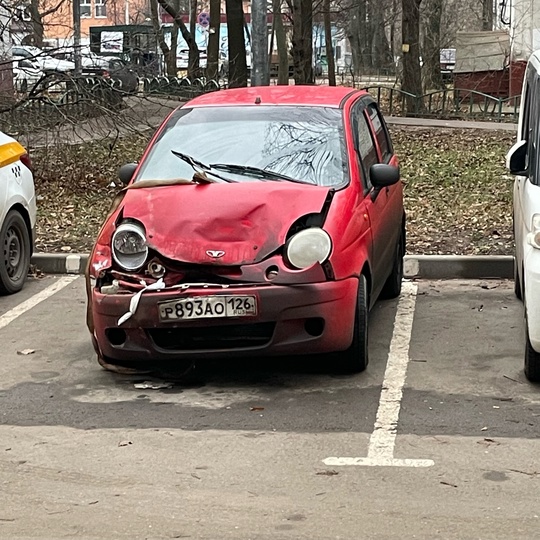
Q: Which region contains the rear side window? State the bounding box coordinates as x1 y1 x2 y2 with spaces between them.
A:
366 102 392 163
355 111 378 189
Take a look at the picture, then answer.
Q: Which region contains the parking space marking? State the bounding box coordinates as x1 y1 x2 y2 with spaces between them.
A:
0 276 78 331
323 281 434 468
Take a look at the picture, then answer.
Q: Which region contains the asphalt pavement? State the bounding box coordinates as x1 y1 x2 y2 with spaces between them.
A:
0 275 538 539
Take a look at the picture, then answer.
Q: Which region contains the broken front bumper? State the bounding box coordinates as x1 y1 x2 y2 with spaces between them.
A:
90 278 359 363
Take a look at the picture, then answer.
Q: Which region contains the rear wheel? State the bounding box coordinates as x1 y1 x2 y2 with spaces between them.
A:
525 318 540 382
0 210 31 295
380 229 404 299
336 274 369 373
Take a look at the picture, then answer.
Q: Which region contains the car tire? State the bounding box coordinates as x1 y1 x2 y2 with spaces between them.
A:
514 257 523 301
336 274 369 373
380 229 404 299
0 210 31 295
525 318 540 383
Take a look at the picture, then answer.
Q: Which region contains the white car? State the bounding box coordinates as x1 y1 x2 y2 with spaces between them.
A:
0 132 36 294
177 49 207 71
507 49 540 381
13 57 44 93
12 45 74 73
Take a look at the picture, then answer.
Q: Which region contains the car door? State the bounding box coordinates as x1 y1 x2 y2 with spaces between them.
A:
351 98 399 297
515 66 540 287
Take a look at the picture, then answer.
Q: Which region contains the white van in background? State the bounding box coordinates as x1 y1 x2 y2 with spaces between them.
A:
507 49 540 382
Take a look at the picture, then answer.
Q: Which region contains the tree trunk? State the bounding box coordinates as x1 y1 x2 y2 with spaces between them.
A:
170 21 179 77
273 0 289 85
207 0 220 80
189 0 199 77
150 0 174 76
225 0 248 87
158 0 200 80
402 0 423 113
482 0 493 31
291 0 313 84
323 0 335 86
371 0 392 72
252 0 269 85
29 0 44 47
422 0 443 90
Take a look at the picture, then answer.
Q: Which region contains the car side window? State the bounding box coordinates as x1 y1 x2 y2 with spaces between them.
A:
525 71 539 183
353 106 378 190
366 102 393 163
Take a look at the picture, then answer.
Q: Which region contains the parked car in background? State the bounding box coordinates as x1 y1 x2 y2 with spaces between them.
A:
81 57 138 93
12 45 74 73
177 49 208 71
507 49 540 382
0 131 36 295
48 47 110 70
86 86 405 374
13 57 44 93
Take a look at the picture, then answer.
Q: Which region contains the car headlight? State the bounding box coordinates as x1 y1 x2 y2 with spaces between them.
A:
285 228 332 269
112 222 148 271
528 214 540 249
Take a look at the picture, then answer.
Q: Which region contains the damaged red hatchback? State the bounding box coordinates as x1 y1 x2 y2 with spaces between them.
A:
86 86 405 373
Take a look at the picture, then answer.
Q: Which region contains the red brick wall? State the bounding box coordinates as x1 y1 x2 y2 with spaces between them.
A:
454 70 509 99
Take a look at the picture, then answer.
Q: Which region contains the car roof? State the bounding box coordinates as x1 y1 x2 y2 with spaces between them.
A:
185 86 366 109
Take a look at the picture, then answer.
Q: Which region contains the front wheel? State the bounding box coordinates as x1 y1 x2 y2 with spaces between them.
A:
0 210 31 295
336 274 369 373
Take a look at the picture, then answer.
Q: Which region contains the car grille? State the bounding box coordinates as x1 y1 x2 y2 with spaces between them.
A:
148 323 276 351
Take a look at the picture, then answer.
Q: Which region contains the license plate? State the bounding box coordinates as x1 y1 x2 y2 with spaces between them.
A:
159 295 257 321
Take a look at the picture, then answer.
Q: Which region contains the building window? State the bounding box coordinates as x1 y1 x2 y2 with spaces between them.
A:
80 0 91 17
95 0 107 17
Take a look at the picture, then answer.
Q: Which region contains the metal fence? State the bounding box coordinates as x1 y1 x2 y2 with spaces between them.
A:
0 76 126 133
362 86 521 123
140 76 221 99
1 75 520 135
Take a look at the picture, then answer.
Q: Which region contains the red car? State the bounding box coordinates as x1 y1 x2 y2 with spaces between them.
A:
86 86 405 373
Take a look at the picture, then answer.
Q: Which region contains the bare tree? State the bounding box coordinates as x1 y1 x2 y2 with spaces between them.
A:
402 0 423 111
150 0 178 77
422 0 443 90
28 0 66 48
289 0 313 84
273 0 289 85
206 0 220 80
225 0 248 87
482 0 493 31
157 0 200 79
323 0 335 85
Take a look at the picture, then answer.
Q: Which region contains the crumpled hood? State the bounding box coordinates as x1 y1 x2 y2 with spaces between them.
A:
120 182 331 265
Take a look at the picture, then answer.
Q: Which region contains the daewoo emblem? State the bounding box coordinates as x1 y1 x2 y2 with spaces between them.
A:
206 250 225 259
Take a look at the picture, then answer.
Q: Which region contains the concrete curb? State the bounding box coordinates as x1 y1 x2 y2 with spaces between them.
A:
31 253 514 280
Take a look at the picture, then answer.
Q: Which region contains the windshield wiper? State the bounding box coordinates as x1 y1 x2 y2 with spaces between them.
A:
209 163 311 185
171 150 237 183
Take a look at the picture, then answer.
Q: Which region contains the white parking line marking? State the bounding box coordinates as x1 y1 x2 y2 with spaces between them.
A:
0 276 78 331
323 281 434 468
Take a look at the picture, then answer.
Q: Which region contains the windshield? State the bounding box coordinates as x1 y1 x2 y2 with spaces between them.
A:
135 106 348 187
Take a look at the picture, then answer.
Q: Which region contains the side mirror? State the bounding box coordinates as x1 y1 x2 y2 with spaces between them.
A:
118 162 138 185
370 163 400 188
507 140 528 176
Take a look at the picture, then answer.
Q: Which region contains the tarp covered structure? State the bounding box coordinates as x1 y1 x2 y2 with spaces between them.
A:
454 31 510 73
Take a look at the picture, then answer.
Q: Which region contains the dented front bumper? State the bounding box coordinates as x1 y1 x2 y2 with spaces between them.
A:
90 278 359 363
